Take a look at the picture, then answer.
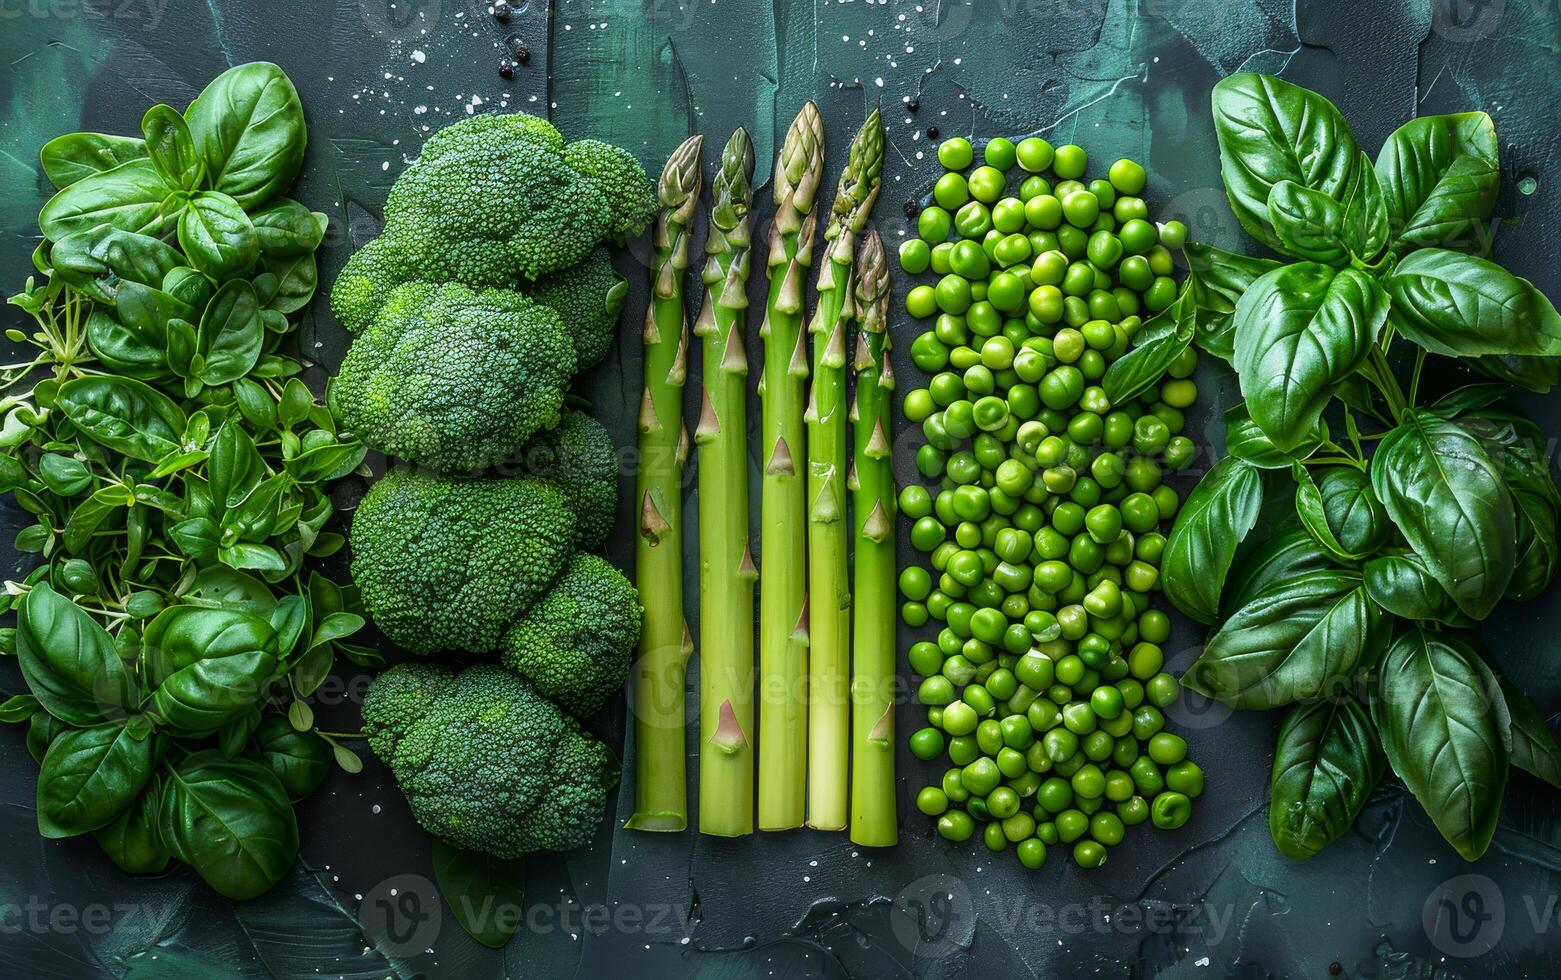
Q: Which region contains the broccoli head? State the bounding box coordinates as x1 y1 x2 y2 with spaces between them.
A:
510 408 618 547
328 281 576 474
361 663 618 857
349 470 579 654
527 248 628 370
500 553 641 717
329 113 653 336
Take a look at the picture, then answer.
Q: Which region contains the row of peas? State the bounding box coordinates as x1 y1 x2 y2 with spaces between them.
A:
896 134 1205 870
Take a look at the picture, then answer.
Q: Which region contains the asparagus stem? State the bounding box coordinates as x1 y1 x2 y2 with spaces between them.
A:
696 129 757 837
628 135 702 833
848 229 897 847
757 103 825 831
803 109 883 831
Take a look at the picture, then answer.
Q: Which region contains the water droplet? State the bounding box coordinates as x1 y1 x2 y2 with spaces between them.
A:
1518 175 1539 196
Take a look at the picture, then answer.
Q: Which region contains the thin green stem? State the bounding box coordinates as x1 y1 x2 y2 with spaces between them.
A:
1407 348 1426 409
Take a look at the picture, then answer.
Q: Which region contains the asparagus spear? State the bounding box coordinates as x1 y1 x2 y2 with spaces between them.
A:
803 109 883 831
628 135 702 833
756 104 825 832
696 129 757 838
848 229 897 847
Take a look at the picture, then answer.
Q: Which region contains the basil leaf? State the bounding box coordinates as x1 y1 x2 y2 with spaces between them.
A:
208 419 267 510
36 723 157 838
1184 243 1283 364
38 158 178 240
1224 528 1338 617
261 253 318 314
269 594 311 661
17 583 139 726
1187 570 1387 709
179 191 260 280
251 715 332 801
1371 410 1515 619
1293 464 1369 562
1387 248 1561 358
1267 180 1351 266
1337 150 1390 263
1234 264 1387 452
63 483 136 554
57 375 187 461
185 62 307 210
169 517 221 560
251 198 328 257
141 103 204 190
1102 298 1193 404
1374 629 1507 860
1362 553 1469 625
92 780 171 873
1375 111 1499 255
1211 73 1363 252
39 131 148 189
144 605 279 732
1508 486 1559 602
1473 353 1558 393
185 567 278 616
1491 671 1561 788
432 839 527 949
196 280 263 384
1269 698 1385 859
1224 402 1327 469
1163 456 1265 624
1315 467 1388 556
160 752 299 900
49 226 183 304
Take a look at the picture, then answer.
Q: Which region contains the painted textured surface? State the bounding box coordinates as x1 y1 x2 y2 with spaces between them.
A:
1 0 1559 977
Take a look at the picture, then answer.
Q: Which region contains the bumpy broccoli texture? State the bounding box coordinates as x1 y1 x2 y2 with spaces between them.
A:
328 282 577 473
361 663 619 857
509 408 617 548
329 114 647 473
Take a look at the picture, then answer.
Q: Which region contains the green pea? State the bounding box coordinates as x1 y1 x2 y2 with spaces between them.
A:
1116 794 1149 825
962 757 1002 797
1148 732 1188 765
1029 284 1064 323
1114 195 1149 223
1055 808 1089 843
1086 230 1123 268
982 136 1017 171
1151 791 1191 830
994 230 1032 265
1144 275 1178 312
1071 763 1106 799
1133 705 1166 742
987 786 1021 820
1108 158 1147 195
1166 760 1204 798
906 284 937 318
1129 756 1165 796
1061 190 1099 228
1164 435 1196 471
1152 484 1181 522
938 136 975 170
1161 378 1198 409
968 165 1006 203
910 727 947 761
938 809 977 841
948 735 980 766
917 786 950 816
1052 144 1087 179
1157 219 1189 250
919 675 956 706
1016 137 1054 173
918 205 952 242
935 171 970 210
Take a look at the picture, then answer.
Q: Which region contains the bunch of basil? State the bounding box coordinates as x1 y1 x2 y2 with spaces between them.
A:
0 63 375 900
1142 73 1561 862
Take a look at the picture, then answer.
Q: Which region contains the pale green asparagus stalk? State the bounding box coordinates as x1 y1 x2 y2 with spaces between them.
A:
628 135 702 833
848 229 897 847
804 109 883 831
696 129 757 838
757 103 825 832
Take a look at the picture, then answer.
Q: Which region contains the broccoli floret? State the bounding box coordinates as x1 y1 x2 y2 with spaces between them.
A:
511 408 617 547
349 470 579 654
361 663 618 858
500 553 641 717
328 114 654 335
564 140 658 241
328 281 576 473
527 248 628 370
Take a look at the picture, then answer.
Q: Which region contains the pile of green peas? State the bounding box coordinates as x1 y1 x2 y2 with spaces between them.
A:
897 135 1205 871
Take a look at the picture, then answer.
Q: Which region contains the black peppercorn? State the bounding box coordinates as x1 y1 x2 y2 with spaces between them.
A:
494 0 512 23
907 98 920 112
927 125 939 139
1328 964 1342 976
903 200 919 219
499 62 514 78
509 36 531 64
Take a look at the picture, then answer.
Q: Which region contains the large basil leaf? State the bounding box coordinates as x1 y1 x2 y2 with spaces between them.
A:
1374 629 1508 860
1363 553 1475 626
251 715 331 801
1371 410 1515 619
1211 73 1363 252
1492 671 1561 788
160 752 299 900
1337 150 1390 264
1269 698 1385 859
433 839 528 949
1223 402 1326 469
1387 249 1561 358
1375 112 1499 255
1102 298 1193 403
141 103 204 190
38 158 178 240
196 280 264 384
49 226 183 305
144 605 279 732
260 253 319 315
1163 456 1266 624
36 723 157 838
251 198 328 257
1474 353 1558 393
179 191 260 280
56 375 187 461
39 131 147 189
92 780 171 873
1508 485 1559 602
1267 180 1351 266
1293 464 1369 562
1464 405 1561 600
17 583 139 726
185 62 307 210
1186 570 1386 709
1183 242 1282 363
1225 528 1337 616
1234 264 1387 452
1315 467 1388 556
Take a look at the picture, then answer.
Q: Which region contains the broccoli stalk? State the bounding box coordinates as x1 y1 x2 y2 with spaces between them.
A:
756 104 824 833
696 130 757 838
802 109 883 831
848 230 897 847
627 135 702 833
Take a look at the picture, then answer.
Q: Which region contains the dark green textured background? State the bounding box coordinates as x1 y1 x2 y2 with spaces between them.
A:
2 1 1559 977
